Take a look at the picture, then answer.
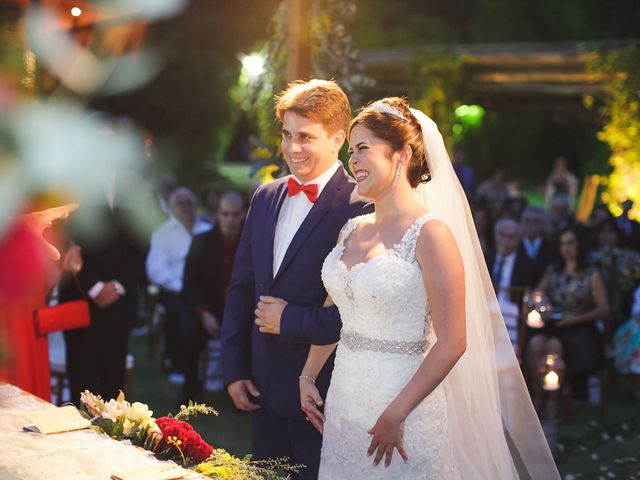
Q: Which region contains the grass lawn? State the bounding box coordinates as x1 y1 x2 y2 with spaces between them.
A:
129 333 640 478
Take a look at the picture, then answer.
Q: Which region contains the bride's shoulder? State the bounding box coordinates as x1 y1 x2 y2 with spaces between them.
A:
415 217 458 256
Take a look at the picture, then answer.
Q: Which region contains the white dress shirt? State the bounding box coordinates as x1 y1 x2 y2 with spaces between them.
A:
146 217 212 292
523 236 542 259
273 161 341 276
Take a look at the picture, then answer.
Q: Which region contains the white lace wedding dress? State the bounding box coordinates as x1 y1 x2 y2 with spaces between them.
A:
318 213 460 479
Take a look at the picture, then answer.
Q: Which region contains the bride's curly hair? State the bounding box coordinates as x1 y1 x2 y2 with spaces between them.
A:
349 97 431 188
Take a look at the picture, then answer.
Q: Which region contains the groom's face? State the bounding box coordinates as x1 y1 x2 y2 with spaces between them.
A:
281 111 345 183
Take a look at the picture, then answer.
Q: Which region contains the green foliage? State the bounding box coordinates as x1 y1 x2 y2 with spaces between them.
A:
410 53 470 147
587 46 640 219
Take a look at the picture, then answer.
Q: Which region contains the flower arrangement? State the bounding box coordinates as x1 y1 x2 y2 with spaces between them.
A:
80 390 161 450
80 391 301 479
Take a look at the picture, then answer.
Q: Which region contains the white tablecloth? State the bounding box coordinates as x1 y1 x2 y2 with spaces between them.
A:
0 385 201 479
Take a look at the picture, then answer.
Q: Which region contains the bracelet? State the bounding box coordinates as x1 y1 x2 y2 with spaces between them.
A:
299 375 315 384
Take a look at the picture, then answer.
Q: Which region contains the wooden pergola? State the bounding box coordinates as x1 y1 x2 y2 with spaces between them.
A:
359 40 639 114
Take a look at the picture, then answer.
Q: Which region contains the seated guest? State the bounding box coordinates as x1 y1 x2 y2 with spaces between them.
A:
181 191 245 402
519 206 554 286
146 188 211 377
589 218 640 333
487 218 536 350
526 226 609 405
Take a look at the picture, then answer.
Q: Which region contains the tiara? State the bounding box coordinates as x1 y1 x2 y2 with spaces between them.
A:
369 101 408 121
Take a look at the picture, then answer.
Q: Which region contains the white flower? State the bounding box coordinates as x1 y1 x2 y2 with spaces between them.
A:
80 390 105 417
102 398 130 422
125 402 154 423
142 418 161 435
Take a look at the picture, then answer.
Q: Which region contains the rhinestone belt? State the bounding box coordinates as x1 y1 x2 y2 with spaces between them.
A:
340 330 427 355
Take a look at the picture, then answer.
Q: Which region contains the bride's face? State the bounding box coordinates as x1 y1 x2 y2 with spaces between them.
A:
348 124 398 199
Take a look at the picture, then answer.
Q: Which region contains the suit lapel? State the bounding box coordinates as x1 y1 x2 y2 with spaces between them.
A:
272 167 347 284
264 181 289 283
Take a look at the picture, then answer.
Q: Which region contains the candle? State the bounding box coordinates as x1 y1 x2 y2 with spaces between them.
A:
527 310 544 328
543 371 560 391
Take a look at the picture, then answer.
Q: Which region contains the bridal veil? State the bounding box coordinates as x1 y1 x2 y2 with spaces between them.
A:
410 108 559 479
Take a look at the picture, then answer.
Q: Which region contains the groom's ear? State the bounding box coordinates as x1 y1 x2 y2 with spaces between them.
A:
332 129 346 150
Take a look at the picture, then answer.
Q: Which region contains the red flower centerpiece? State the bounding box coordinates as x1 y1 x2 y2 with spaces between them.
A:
154 416 213 465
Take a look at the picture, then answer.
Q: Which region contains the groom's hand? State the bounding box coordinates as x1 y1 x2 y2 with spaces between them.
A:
227 379 261 411
255 296 288 334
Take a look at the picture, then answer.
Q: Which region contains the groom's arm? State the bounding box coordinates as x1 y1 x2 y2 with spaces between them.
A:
279 304 341 345
221 201 257 386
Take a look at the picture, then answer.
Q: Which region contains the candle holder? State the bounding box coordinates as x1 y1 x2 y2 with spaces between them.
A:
523 292 562 328
523 291 547 328
539 354 562 391
537 353 564 457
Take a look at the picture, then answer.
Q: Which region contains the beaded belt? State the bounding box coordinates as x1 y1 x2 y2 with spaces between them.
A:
340 330 427 355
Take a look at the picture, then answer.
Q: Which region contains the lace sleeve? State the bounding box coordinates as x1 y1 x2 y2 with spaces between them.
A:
337 213 370 246
398 213 439 263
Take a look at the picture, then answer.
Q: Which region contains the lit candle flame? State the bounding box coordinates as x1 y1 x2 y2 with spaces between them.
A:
543 371 560 391
527 310 544 328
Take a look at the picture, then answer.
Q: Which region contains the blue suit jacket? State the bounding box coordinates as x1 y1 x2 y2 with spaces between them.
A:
221 166 371 419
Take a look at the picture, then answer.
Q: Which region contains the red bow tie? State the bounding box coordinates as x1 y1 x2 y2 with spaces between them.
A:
287 177 319 203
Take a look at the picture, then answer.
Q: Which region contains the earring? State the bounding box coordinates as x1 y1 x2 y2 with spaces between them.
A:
395 163 403 184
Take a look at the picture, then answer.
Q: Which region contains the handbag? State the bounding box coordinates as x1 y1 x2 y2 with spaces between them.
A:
34 299 90 336
34 274 90 336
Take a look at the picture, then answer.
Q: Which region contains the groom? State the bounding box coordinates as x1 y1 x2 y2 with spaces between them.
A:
221 79 371 479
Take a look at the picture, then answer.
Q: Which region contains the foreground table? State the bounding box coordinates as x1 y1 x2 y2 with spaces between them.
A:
0 384 200 479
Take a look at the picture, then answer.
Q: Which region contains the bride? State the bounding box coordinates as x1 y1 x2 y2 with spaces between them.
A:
298 98 559 478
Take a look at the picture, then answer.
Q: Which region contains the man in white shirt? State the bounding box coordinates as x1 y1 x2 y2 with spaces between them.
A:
146 187 211 374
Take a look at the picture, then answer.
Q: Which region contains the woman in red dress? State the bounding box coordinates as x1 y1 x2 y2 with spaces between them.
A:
0 204 78 401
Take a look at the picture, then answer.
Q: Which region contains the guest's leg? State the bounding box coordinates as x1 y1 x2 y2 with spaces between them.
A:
161 291 183 372
179 309 206 403
64 323 99 405
286 417 323 480
96 312 129 400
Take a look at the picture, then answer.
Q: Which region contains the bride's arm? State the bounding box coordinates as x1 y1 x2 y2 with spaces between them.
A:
368 219 466 466
393 219 466 411
300 296 338 433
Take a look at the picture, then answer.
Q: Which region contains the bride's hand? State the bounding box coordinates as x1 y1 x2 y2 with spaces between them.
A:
367 407 409 467
300 377 325 434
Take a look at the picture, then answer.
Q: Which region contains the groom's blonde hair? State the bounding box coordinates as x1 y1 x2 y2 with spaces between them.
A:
275 79 350 135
